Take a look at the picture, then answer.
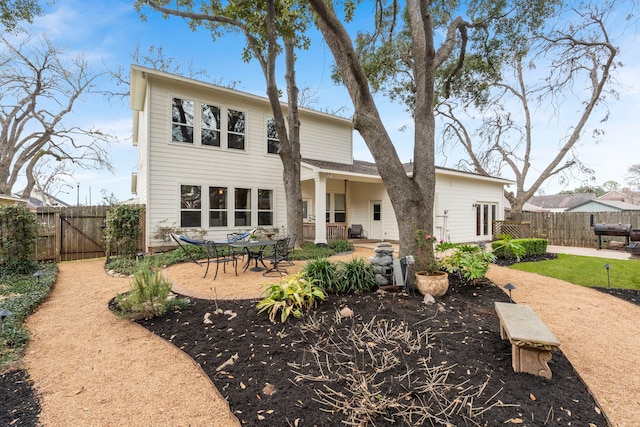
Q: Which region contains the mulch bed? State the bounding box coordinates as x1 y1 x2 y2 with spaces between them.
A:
134 275 611 426
5 252 640 426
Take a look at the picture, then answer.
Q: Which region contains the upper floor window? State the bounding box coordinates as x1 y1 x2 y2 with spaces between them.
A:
228 109 245 150
258 189 273 226
209 186 227 227
180 184 201 227
201 103 221 147
266 118 280 154
172 98 194 143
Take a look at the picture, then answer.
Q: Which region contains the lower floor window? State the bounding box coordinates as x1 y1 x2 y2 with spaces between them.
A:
258 189 274 226
180 185 202 227
234 188 251 227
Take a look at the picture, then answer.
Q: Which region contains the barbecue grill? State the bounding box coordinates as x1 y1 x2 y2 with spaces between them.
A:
593 223 632 249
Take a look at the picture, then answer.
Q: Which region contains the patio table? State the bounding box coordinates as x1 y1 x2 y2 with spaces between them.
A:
229 240 278 272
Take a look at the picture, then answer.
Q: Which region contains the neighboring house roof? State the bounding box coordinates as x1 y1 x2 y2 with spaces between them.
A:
525 193 595 211
301 158 514 185
567 199 640 212
15 190 70 208
0 194 28 206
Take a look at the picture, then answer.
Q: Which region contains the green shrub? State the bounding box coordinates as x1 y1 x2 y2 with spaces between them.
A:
0 205 39 275
289 242 336 260
256 273 325 323
105 204 143 260
334 258 377 294
492 237 548 259
328 240 354 253
491 234 526 260
440 244 495 284
0 263 57 367
114 259 188 320
303 258 338 291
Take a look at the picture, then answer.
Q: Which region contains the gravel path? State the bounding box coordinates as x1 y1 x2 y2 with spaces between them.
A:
22 259 240 427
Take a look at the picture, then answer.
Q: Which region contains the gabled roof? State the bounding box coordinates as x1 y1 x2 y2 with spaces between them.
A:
568 199 640 212
301 158 514 185
526 193 595 210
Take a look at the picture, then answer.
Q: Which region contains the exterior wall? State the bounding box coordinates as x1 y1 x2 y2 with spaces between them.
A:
137 71 352 249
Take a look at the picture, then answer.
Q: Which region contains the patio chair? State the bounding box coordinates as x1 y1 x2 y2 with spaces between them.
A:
170 233 237 280
348 224 363 239
261 236 290 277
283 233 297 266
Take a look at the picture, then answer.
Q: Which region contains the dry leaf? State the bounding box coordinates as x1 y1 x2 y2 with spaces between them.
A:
294 419 300 427
504 418 523 424
203 312 213 324
257 414 265 420
529 393 536 401
595 406 602 414
240 382 246 389
266 410 274 414
263 383 277 396
65 386 84 397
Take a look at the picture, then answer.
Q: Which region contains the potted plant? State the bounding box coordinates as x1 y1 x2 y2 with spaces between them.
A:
413 227 449 297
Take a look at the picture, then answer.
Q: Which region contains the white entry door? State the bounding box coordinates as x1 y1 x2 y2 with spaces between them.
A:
369 201 382 240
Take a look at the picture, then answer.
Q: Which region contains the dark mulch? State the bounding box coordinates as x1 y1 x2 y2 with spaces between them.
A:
5 252 640 426
133 275 612 426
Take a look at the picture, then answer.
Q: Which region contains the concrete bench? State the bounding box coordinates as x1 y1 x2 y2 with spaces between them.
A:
494 302 561 379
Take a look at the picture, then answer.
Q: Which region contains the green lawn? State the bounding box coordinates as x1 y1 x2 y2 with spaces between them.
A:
509 254 640 290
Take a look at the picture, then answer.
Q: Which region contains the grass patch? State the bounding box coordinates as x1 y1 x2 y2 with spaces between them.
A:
509 254 640 290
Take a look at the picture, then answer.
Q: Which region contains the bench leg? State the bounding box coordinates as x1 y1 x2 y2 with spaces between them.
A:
512 345 553 379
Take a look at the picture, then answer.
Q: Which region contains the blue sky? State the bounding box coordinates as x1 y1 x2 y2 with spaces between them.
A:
16 0 640 205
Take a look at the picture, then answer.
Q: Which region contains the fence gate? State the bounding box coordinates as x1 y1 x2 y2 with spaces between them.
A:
58 206 108 261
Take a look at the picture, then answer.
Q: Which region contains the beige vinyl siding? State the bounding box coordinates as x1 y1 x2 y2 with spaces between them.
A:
145 77 286 247
299 112 352 164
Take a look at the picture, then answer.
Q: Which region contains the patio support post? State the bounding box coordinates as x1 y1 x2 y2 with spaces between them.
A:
314 172 328 245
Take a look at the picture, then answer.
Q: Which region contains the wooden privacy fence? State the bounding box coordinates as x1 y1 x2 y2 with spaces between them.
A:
495 211 640 248
35 206 146 262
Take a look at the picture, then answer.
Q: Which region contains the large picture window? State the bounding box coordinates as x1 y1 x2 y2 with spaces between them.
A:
209 186 227 227
228 109 245 150
180 185 201 227
234 188 251 226
258 189 273 226
201 103 221 147
172 98 194 143
266 118 279 154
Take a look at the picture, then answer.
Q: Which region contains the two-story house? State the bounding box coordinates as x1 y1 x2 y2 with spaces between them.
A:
130 65 512 252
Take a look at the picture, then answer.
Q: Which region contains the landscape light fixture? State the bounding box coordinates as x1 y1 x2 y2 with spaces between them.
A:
0 308 13 331
33 271 43 283
604 264 612 289
503 283 516 303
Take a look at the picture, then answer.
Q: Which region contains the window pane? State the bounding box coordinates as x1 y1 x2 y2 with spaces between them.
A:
209 211 227 227
258 189 272 210
202 104 220 129
267 139 280 154
228 134 245 150
172 98 194 125
228 110 245 133
302 201 308 219
172 124 193 143
209 187 227 209
258 211 273 226
202 129 220 147
335 194 346 211
373 203 381 221
483 204 489 235
476 205 481 236
235 188 251 209
335 212 346 223
235 211 251 226
181 211 201 228
181 185 201 209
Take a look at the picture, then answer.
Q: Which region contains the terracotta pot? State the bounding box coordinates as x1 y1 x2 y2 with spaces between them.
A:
415 271 449 297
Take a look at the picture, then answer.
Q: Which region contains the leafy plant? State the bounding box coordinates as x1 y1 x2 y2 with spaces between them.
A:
303 258 338 291
440 244 495 284
328 239 354 253
289 242 336 260
334 258 377 294
414 226 440 273
104 204 143 260
0 205 39 275
115 259 188 320
0 263 57 367
256 273 325 323
491 234 526 261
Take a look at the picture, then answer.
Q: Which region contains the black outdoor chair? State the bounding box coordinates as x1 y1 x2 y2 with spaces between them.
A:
348 224 363 238
170 233 237 280
261 236 290 277
283 233 297 266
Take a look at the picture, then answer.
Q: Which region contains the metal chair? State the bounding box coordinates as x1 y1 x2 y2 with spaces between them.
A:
283 233 297 266
170 233 237 280
349 224 363 238
262 236 290 277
